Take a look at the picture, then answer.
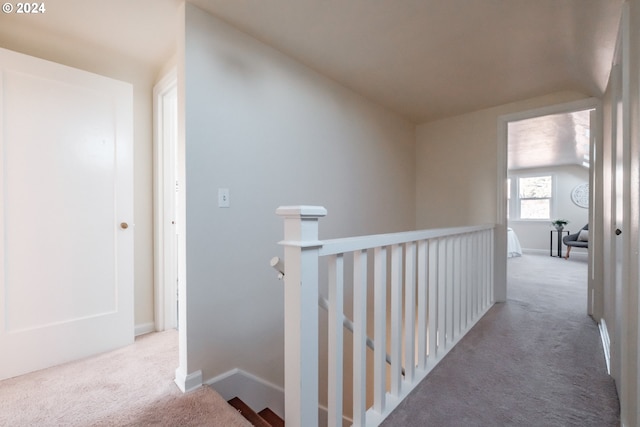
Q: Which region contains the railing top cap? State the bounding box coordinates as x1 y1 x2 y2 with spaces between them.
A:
276 205 327 218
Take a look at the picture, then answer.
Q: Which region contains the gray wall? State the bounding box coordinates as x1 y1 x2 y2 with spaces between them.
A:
183 4 415 386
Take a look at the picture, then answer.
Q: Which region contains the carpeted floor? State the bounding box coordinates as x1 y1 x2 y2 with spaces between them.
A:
0 330 250 427
381 252 620 427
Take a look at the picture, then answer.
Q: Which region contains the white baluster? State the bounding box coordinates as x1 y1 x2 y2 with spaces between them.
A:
390 244 402 396
441 238 447 349
473 232 479 319
483 231 489 308
460 234 468 330
485 230 494 307
404 241 416 382
445 238 453 348
430 239 440 360
464 233 472 328
417 240 428 370
328 254 344 427
489 229 495 303
373 246 387 413
453 236 461 339
352 250 367 427
482 231 487 308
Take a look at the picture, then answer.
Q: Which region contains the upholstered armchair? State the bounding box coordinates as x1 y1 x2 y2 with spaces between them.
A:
563 224 588 259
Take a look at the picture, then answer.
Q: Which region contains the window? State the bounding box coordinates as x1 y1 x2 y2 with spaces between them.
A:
508 175 553 220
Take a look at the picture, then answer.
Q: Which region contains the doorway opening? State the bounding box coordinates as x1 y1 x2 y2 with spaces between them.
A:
497 98 600 315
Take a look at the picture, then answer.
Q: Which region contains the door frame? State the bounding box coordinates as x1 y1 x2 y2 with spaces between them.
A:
496 97 601 309
153 68 179 332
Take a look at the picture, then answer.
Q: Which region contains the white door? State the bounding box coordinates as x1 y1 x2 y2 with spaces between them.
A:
0 48 134 380
611 62 625 384
609 3 631 412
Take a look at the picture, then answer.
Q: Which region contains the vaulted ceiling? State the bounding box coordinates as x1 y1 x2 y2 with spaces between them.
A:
508 110 591 171
189 0 623 123
0 0 623 125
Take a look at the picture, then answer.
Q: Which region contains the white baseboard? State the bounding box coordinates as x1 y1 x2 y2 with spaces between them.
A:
207 369 285 418
522 248 555 255
521 248 548 255
134 322 155 337
599 319 611 374
520 248 588 260
175 368 203 393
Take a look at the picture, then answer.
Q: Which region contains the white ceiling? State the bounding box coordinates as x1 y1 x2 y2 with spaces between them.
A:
508 110 591 171
188 0 623 123
0 0 623 124
0 0 182 68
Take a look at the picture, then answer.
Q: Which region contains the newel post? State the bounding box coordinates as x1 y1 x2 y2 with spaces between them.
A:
276 205 327 427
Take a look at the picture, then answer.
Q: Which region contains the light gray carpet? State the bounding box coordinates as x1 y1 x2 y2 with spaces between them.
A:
0 330 251 427
381 252 620 427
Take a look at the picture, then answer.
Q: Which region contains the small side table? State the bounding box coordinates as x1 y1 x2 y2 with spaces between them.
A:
550 230 570 257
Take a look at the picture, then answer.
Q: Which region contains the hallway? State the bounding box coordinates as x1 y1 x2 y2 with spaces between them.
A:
381 252 619 426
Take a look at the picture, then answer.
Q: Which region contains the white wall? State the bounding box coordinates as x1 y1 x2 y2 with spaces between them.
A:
183 4 415 386
0 25 161 330
508 165 590 252
415 91 590 229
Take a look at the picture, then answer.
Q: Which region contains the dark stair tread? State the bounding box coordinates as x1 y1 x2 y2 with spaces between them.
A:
227 397 272 427
258 408 284 427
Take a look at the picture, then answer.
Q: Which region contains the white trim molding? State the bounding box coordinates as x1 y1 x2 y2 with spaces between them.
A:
134 322 155 337
599 319 611 375
175 368 203 393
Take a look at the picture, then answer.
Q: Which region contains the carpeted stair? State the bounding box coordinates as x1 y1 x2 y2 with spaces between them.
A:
228 396 284 427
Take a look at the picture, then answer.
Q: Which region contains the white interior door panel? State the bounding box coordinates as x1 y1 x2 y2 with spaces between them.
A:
0 47 133 380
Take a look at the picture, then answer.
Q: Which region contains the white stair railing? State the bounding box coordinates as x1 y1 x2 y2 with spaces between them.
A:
276 206 495 427
270 261 401 375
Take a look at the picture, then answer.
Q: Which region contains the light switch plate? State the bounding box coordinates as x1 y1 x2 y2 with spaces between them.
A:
218 188 230 208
